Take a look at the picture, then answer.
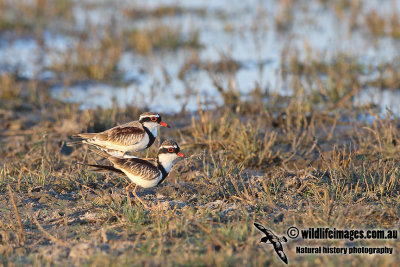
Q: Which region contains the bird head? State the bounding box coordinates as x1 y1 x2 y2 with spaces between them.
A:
139 112 169 130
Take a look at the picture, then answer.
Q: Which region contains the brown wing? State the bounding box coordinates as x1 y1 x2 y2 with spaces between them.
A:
95 121 145 146
110 157 160 180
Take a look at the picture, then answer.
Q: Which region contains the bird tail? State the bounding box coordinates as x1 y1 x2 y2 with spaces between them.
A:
88 147 113 158
67 133 96 146
77 162 124 175
66 140 85 146
71 133 97 139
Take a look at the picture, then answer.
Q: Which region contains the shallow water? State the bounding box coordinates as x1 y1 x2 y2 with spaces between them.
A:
1 0 399 113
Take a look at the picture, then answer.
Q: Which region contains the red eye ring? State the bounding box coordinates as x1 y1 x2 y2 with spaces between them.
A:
168 148 174 152
151 117 157 121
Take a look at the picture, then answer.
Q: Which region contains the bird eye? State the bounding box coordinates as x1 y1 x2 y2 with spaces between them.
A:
151 117 157 121
168 148 174 152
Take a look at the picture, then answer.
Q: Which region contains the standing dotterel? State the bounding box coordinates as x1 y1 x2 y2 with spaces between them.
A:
73 112 169 157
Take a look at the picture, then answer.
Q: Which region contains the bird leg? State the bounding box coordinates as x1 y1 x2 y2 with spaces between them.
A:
126 182 133 206
83 145 89 163
132 185 151 210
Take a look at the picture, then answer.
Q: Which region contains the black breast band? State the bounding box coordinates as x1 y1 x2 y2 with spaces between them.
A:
156 161 169 185
143 126 156 148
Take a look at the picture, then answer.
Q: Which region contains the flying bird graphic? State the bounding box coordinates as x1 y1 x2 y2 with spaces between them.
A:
254 222 288 264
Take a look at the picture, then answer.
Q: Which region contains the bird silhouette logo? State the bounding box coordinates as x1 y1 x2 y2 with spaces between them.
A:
254 222 289 264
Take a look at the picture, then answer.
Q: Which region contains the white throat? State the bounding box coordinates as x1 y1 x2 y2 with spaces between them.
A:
157 153 178 173
142 122 159 137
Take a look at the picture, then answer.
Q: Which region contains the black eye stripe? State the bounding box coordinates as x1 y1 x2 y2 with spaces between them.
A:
159 147 180 154
140 115 162 123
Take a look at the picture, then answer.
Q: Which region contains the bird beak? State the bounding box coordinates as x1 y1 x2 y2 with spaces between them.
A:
177 152 184 157
160 121 169 128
